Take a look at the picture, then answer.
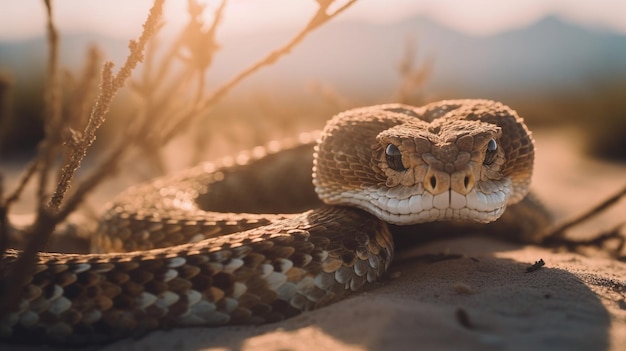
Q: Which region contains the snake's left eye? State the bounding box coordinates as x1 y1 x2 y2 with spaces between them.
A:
484 138 498 165
385 144 406 171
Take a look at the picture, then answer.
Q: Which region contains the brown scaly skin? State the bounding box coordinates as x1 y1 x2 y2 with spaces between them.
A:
0 100 544 345
1 207 392 345
314 100 535 224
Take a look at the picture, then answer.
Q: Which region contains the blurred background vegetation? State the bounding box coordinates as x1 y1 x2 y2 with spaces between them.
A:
0 0 625 166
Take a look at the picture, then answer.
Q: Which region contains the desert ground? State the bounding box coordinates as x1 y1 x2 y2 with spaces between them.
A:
3 127 625 351
101 129 626 351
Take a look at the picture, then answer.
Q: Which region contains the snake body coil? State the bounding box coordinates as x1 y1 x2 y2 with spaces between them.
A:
0 100 536 345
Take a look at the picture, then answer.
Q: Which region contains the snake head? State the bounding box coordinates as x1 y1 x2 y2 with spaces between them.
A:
313 100 534 225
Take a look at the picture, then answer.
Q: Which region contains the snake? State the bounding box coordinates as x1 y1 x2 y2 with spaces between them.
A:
0 99 540 345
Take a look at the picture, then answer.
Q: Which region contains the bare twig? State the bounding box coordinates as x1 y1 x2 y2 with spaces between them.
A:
179 0 224 75
4 160 39 207
542 184 626 242
1 0 361 317
0 0 164 316
0 175 7 255
161 0 359 143
395 35 433 105
0 158 41 253
0 71 14 156
36 0 63 204
55 146 125 222
123 0 225 174
201 0 357 107
0 0 63 288
49 0 164 211
546 222 625 258
540 184 626 258
124 0 358 174
64 46 102 130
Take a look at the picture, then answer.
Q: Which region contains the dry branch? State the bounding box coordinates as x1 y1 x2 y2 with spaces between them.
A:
542 184 626 257
49 1 164 211
161 0 359 143
36 0 63 205
1 0 361 316
542 184 626 240
0 0 164 316
395 35 434 105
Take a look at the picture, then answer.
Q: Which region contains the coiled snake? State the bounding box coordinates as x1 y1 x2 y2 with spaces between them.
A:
0 100 540 345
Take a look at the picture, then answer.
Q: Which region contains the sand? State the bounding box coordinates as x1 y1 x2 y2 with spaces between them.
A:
5 129 626 351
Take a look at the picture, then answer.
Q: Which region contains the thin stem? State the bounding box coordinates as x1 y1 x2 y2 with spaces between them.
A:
161 0 358 143
0 0 165 316
36 0 62 205
4 159 40 207
0 175 7 256
48 0 164 211
542 184 626 242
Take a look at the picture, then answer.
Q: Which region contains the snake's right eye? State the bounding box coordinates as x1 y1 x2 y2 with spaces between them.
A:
385 144 406 171
483 138 498 165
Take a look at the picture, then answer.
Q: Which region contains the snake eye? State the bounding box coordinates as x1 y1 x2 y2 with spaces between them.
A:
385 144 406 171
484 138 498 165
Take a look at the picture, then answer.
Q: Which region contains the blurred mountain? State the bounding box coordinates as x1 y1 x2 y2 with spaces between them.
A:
229 14 626 99
1 14 626 100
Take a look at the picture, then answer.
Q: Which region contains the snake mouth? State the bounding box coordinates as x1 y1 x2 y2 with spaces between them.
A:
325 180 512 225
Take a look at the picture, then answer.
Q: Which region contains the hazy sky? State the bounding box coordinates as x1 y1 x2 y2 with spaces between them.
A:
2 0 626 41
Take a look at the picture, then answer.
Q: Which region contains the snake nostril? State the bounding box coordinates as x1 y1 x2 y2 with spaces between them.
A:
464 175 470 189
430 176 437 189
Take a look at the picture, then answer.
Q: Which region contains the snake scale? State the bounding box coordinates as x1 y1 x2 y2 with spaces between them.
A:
0 100 544 345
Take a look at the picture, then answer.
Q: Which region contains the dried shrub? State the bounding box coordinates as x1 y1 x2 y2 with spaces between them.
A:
0 0 358 315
